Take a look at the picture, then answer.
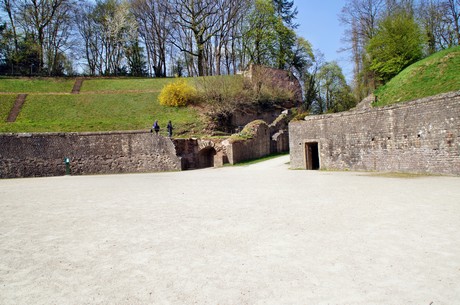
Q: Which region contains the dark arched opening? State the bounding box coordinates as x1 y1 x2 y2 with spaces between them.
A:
197 147 217 169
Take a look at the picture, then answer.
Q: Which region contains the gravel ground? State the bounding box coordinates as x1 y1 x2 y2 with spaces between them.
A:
1 155 460 305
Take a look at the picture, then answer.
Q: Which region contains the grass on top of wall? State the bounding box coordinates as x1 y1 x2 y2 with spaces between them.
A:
230 152 289 166
0 92 204 136
0 77 178 93
80 77 177 92
374 46 460 107
0 77 76 93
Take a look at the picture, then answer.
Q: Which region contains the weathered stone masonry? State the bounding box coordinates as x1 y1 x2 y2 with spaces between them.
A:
0 131 181 178
0 111 289 178
289 91 460 175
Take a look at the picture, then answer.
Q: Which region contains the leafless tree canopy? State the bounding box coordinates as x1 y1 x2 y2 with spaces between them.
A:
0 0 458 79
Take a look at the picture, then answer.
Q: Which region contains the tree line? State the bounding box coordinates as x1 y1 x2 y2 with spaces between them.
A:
340 0 460 101
1 0 457 113
0 0 355 113
0 0 303 77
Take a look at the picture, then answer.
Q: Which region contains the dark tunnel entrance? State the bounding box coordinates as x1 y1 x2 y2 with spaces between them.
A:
197 147 217 169
305 142 320 170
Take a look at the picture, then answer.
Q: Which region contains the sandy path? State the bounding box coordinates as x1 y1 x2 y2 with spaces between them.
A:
1 156 459 304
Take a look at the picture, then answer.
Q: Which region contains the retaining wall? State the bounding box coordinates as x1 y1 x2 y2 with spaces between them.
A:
224 123 271 164
0 131 181 178
173 138 225 169
289 91 460 175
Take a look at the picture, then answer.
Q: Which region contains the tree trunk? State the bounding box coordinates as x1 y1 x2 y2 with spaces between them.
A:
196 34 205 76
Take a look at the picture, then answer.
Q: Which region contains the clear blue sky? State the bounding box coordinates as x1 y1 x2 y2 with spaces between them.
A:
295 1 353 80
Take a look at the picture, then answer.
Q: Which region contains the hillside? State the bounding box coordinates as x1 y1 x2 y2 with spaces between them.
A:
374 46 460 107
0 77 205 136
0 71 297 135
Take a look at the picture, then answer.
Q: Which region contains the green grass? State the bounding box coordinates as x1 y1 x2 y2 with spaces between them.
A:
0 92 204 135
374 46 460 106
0 77 75 93
231 152 289 166
81 77 176 92
0 77 206 136
0 95 17 121
0 75 291 135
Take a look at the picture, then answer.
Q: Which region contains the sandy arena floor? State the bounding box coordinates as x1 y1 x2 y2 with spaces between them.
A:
1 155 460 305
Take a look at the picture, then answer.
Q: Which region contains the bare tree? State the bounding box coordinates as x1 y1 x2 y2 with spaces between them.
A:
418 0 446 53
167 0 224 76
42 0 76 75
413 0 459 53
340 0 386 99
130 0 169 77
1 0 18 53
16 0 72 73
212 0 248 75
75 0 137 75
446 0 460 44
74 1 99 75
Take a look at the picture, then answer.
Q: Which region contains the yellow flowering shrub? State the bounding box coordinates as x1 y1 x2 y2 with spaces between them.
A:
158 80 196 107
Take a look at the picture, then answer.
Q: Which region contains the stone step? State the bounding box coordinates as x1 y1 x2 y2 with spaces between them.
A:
6 94 28 123
71 78 84 94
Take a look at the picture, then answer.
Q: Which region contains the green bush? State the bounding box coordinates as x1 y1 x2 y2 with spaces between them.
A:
158 80 196 107
228 120 267 143
193 75 253 109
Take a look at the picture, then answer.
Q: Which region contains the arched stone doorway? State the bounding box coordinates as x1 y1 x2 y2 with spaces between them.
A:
197 147 217 168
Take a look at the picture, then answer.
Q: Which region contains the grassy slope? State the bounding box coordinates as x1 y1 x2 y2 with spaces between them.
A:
81 78 174 92
0 78 204 136
2 47 459 134
374 46 460 106
0 95 16 121
0 77 75 93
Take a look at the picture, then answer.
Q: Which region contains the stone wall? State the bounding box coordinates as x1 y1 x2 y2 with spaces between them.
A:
223 122 271 164
289 91 460 175
231 108 284 131
173 138 225 169
0 131 181 178
269 111 290 154
1 111 292 178
223 116 290 164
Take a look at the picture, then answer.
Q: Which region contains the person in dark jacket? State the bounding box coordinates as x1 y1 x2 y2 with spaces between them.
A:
167 120 174 137
152 120 160 135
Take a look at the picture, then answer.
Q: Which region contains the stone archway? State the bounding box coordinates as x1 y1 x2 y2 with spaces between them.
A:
197 147 217 168
195 140 218 169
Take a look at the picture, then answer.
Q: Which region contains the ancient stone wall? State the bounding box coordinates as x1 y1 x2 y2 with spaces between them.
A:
223 113 291 165
231 108 283 130
173 138 224 170
1 111 292 178
0 131 181 178
223 122 271 164
289 91 460 175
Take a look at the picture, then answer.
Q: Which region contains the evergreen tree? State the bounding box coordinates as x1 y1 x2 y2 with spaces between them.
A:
126 39 147 76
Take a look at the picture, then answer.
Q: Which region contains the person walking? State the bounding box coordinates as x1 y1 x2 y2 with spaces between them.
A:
167 120 174 137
